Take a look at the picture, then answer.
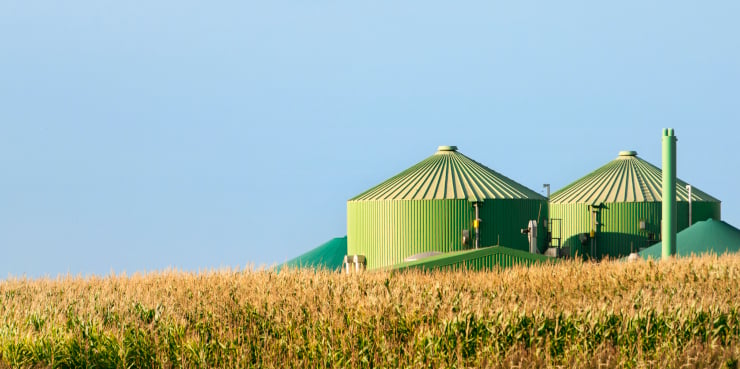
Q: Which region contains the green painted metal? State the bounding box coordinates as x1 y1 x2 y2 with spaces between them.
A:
662 128 677 259
280 236 347 271
550 201 719 259
550 150 718 204
348 199 472 269
348 199 547 269
350 146 545 201
550 150 721 260
392 245 555 272
637 219 740 259
477 199 548 251
348 146 547 270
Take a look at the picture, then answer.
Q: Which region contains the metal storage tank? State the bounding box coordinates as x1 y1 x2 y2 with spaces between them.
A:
347 145 548 270
549 150 721 260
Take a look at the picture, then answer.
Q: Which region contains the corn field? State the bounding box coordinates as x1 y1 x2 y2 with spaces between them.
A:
1 255 740 368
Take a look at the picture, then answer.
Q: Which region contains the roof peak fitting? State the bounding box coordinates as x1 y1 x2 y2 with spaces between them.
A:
350 146 545 201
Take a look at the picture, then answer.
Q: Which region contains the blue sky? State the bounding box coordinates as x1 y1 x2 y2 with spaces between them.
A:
2 1 738 277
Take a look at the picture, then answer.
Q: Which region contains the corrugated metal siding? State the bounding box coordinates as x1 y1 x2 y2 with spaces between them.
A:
392 246 554 272
550 201 721 259
348 199 475 270
461 252 532 269
460 252 543 270
347 198 548 270
550 152 720 204
478 199 548 252
549 203 591 258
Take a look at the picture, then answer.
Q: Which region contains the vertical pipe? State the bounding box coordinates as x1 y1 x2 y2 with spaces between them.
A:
590 209 595 259
662 128 677 259
686 184 693 226
473 202 480 249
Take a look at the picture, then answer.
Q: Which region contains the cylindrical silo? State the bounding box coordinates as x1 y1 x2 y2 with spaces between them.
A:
549 150 721 260
347 146 548 270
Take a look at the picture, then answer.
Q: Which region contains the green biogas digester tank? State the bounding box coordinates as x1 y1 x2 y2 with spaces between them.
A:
549 151 721 260
347 146 548 270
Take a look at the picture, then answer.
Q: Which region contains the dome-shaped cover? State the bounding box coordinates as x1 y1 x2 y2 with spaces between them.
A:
637 219 740 259
350 146 545 201
280 236 347 271
550 151 720 204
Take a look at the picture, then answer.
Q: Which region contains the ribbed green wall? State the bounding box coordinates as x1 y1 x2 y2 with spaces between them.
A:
460 251 544 269
450 249 552 270
477 199 548 252
549 201 721 259
348 199 472 270
348 198 548 270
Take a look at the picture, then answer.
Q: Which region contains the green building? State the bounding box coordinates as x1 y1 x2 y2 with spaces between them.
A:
549 151 721 259
391 245 555 272
347 146 548 270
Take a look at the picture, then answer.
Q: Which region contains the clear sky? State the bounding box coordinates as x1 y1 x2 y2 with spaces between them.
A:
2 1 738 277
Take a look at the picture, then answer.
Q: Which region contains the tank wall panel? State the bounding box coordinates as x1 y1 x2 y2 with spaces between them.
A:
347 199 474 270
348 198 548 270
550 201 721 259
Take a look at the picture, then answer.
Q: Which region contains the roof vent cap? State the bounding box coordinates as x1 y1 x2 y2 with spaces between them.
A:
437 145 458 152
618 150 637 157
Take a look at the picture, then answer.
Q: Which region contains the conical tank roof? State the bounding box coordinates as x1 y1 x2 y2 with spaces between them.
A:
550 150 720 204
350 146 545 201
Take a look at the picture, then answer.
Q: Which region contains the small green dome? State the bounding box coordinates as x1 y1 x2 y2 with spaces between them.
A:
638 219 740 259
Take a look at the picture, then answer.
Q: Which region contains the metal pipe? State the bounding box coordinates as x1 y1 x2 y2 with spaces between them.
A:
473 202 480 249
588 205 596 259
686 184 692 226
543 184 550 199
662 128 677 259
591 235 595 260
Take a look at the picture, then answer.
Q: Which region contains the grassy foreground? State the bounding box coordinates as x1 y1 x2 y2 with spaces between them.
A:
1 256 740 368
